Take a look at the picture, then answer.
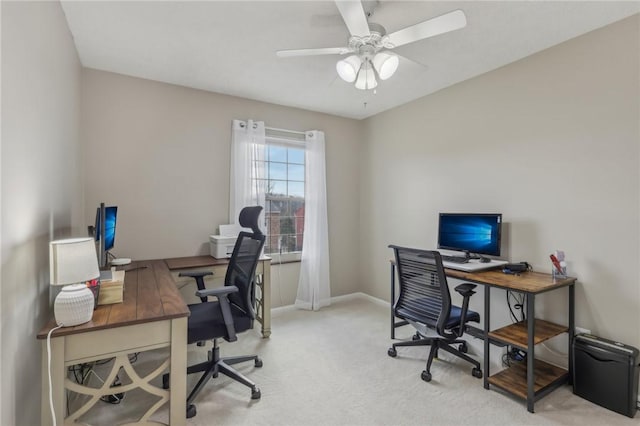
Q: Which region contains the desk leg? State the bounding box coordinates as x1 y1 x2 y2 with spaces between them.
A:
390 263 396 340
483 285 490 390
261 260 271 338
526 295 535 413
568 284 575 385
41 336 65 426
170 317 188 426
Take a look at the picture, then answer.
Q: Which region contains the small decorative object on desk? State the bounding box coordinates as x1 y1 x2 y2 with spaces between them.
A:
550 250 567 279
98 270 125 305
86 278 100 309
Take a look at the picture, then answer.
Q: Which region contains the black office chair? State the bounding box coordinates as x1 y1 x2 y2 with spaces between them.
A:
165 206 266 418
387 245 483 382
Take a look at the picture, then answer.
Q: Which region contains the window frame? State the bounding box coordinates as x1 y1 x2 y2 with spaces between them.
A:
260 135 306 263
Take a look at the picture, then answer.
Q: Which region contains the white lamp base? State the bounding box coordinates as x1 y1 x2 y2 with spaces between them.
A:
54 283 95 327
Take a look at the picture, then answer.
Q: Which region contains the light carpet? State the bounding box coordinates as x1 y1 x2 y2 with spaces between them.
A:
82 295 638 425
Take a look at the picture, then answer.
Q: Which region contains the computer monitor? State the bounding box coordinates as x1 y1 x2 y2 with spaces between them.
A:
437 213 502 257
95 204 117 267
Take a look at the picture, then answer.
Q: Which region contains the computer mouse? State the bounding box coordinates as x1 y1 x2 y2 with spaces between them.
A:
479 257 491 263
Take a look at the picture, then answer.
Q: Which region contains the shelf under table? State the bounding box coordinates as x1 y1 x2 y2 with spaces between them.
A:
488 319 568 350
488 358 568 399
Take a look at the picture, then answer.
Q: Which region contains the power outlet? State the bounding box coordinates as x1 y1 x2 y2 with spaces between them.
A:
575 326 591 335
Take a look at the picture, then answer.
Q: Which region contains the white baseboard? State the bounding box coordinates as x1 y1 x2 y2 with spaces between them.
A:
271 291 387 317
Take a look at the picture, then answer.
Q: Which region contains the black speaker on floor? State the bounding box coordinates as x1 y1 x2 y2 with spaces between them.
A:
573 334 639 418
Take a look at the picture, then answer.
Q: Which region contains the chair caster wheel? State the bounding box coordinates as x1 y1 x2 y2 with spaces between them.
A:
387 348 397 357
458 343 468 353
186 404 197 418
251 387 261 400
421 371 432 382
472 368 483 378
162 374 169 390
412 333 421 341
255 358 263 368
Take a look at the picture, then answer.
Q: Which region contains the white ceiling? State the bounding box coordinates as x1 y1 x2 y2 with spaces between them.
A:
60 1 640 120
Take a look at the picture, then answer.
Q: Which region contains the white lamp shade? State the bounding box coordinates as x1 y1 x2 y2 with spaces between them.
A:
355 61 377 90
50 237 100 285
336 55 361 83
372 52 399 80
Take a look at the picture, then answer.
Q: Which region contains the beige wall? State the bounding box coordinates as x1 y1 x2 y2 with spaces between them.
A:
81 69 364 307
362 15 640 351
1 1 83 424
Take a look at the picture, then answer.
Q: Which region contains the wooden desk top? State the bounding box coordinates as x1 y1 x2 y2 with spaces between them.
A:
164 255 271 270
445 268 576 293
164 255 233 270
37 259 189 340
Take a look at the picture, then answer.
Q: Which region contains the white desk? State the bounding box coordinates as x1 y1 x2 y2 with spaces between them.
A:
37 259 189 426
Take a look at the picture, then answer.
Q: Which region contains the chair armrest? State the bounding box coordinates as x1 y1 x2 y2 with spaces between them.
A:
180 271 215 303
195 285 238 299
453 283 477 337
195 286 239 342
454 283 477 298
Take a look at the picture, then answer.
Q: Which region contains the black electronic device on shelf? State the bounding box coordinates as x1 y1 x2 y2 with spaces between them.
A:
502 262 531 274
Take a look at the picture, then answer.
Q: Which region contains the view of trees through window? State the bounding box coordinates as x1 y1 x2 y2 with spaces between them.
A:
257 142 305 255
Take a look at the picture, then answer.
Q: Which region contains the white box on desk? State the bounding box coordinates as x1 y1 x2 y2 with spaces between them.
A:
209 235 237 259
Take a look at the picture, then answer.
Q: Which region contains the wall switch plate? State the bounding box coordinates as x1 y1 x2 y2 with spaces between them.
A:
575 326 591 335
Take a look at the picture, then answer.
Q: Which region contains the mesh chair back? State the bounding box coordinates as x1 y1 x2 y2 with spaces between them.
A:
225 231 265 320
390 246 451 335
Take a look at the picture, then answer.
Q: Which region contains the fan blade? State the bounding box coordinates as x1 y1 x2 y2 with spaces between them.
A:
335 1 371 37
387 9 466 48
276 47 352 58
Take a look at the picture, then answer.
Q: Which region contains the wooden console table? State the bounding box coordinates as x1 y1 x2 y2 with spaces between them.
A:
37 259 189 426
390 262 576 413
164 255 272 338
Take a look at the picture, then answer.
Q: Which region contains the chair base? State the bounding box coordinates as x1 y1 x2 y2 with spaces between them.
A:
388 335 482 382
163 340 262 418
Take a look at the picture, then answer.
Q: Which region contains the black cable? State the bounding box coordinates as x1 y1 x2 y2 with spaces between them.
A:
506 291 526 323
506 291 519 323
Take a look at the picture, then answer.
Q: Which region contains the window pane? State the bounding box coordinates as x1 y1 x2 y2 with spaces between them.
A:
288 148 304 164
288 181 304 198
288 164 304 181
268 145 287 162
269 162 286 180
269 180 287 196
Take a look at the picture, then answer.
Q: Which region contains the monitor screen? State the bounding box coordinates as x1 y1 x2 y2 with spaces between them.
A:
95 206 118 251
437 213 502 256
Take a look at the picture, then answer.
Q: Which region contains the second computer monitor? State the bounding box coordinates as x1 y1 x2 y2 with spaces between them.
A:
437 213 502 257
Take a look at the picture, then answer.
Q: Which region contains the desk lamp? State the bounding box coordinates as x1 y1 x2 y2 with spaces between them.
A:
50 237 100 327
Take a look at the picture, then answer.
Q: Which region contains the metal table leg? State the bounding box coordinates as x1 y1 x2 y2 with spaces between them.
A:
483 285 490 389
527 294 536 413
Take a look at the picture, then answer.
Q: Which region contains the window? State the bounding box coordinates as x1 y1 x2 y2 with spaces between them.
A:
255 139 305 258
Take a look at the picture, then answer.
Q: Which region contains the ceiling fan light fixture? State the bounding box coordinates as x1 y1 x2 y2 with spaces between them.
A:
354 60 377 90
336 55 362 83
372 52 399 80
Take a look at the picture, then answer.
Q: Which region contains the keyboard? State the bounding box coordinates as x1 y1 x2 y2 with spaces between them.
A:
440 255 469 264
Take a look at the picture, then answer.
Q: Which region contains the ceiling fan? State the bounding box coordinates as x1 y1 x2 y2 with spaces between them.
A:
276 1 467 90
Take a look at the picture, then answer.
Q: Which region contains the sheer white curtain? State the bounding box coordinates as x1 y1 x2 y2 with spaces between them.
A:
295 130 331 311
229 119 266 226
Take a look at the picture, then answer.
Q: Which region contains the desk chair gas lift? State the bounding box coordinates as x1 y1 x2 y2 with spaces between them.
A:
388 245 483 382
164 206 266 418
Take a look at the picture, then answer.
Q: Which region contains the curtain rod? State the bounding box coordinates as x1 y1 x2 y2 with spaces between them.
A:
265 126 306 136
